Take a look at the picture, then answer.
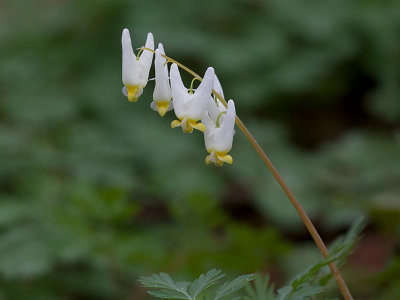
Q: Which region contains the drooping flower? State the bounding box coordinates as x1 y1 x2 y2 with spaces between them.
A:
151 43 173 117
202 97 236 166
170 63 215 133
121 28 154 102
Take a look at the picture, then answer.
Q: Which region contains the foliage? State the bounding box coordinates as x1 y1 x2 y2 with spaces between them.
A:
276 218 364 300
244 219 364 300
0 0 399 299
140 269 254 300
244 274 276 300
142 219 364 300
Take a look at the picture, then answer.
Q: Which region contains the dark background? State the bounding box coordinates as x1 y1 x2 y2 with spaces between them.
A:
0 0 399 299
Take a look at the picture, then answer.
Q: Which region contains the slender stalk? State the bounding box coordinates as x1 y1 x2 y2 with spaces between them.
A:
221 110 354 300
142 47 354 300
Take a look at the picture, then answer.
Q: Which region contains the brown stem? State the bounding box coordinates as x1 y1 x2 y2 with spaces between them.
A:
224 112 354 300
141 47 354 300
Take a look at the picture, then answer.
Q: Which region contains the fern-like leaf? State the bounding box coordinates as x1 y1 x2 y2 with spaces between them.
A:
139 273 192 299
212 274 255 300
188 269 225 298
278 217 365 300
244 274 276 300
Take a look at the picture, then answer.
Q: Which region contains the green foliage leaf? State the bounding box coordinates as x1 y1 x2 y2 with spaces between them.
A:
212 274 255 300
244 274 276 300
148 289 191 299
188 269 225 298
278 218 365 300
140 271 254 300
139 273 191 299
141 219 364 300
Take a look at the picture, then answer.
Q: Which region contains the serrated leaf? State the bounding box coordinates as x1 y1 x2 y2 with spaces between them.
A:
244 274 276 300
276 286 291 299
148 289 191 299
291 284 326 299
278 218 365 300
213 274 255 300
188 269 225 298
140 273 175 289
139 273 191 299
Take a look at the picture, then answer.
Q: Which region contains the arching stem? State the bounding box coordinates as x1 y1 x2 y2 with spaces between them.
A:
141 47 354 300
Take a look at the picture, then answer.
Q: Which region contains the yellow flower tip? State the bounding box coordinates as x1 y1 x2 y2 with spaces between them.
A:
217 153 233 165
126 85 141 102
171 119 202 134
171 120 181 128
156 102 170 117
191 121 205 133
182 126 194 133
206 151 233 166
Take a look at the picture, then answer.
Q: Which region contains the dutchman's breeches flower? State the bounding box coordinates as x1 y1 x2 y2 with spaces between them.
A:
170 64 215 133
202 99 236 166
151 43 173 117
122 28 154 102
120 28 236 166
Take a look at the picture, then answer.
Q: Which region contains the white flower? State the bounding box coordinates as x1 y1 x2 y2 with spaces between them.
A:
202 97 236 166
170 63 215 133
121 28 154 102
151 43 173 117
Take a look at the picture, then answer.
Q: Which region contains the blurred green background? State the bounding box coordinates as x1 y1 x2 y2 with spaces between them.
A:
1 0 399 299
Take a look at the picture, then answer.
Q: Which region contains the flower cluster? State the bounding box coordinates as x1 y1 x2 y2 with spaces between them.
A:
121 28 236 166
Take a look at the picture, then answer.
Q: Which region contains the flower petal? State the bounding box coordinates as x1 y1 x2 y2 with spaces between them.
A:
138 32 154 87
213 74 224 99
122 28 140 86
122 86 128 97
217 153 233 165
171 119 182 128
153 43 172 102
195 67 214 102
191 121 205 133
170 63 187 118
213 100 235 151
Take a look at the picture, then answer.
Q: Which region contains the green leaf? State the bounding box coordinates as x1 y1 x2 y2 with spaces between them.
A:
277 218 366 300
188 269 225 298
139 273 191 299
244 274 276 300
148 289 192 299
213 274 255 300
290 284 325 299
141 271 254 300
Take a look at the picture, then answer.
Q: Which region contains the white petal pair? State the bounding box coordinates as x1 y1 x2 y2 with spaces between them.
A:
202 76 236 166
121 28 154 102
151 43 173 117
170 64 215 133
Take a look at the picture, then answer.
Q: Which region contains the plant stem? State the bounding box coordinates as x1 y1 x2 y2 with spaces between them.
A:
142 47 354 300
224 113 354 300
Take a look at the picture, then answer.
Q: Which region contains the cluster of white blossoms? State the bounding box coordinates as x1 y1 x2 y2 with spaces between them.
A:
121 28 236 166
